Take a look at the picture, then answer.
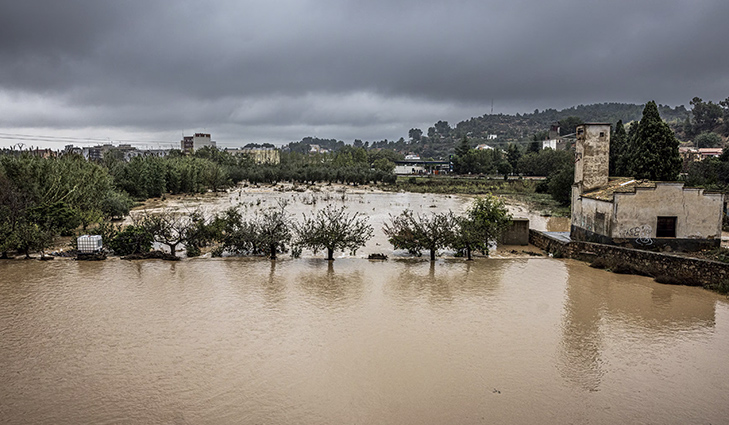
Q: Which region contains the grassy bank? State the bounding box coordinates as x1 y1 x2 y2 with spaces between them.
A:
378 176 570 216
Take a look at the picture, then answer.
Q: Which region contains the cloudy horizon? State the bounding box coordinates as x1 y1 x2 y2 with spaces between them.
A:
2 0 728 150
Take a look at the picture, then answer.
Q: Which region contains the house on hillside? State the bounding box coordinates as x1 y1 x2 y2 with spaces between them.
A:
571 123 723 251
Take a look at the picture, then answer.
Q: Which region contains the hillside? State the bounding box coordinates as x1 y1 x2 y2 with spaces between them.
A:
286 102 692 159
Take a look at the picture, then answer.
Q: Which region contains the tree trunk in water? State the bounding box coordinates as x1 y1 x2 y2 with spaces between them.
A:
270 245 277 260
466 247 473 261
169 242 178 258
430 249 436 262
327 248 334 261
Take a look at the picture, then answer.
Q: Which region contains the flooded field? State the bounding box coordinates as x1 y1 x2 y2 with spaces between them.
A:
1 257 728 424
129 185 570 258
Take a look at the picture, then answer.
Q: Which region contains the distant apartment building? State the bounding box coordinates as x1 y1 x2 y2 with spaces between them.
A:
62 144 169 162
225 146 280 164
181 133 215 154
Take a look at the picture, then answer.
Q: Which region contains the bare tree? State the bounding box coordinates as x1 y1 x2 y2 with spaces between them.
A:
294 204 373 260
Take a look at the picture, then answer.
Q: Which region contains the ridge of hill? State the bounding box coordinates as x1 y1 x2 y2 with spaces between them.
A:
286 102 691 158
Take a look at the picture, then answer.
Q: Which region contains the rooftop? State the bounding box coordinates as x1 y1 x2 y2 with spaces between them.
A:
581 177 658 201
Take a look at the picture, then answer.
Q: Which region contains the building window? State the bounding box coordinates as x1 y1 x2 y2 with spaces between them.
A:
656 216 677 238
599 132 606 137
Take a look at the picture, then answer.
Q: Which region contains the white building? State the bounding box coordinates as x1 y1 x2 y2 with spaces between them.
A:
571 123 724 251
181 133 215 154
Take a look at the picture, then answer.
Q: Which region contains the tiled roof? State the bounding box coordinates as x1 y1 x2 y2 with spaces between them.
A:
581 177 657 201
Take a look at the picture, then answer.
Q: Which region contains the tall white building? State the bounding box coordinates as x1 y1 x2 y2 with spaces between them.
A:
181 133 215 153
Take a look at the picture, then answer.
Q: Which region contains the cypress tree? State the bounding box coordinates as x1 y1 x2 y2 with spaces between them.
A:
610 120 628 176
628 101 681 181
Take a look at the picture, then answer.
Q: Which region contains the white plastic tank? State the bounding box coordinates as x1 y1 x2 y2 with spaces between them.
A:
77 235 103 253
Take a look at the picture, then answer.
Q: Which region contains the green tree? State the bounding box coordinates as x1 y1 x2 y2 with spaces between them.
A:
109 224 153 256
383 210 456 261
506 144 522 174
254 201 293 259
558 116 585 136
372 158 395 173
294 205 373 260
690 97 723 135
627 101 682 181
610 120 629 176
139 210 202 258
452 196 512 260
720 97 729 136
547 164 575 205
409 128 423 142
694 132 723 148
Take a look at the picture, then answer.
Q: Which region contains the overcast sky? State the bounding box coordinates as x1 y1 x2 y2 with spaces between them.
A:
1 0 728 149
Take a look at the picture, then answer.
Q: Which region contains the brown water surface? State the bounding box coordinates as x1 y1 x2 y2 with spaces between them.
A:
1 258 728 424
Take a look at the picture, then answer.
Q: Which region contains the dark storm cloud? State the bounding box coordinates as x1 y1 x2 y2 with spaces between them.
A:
1 0 728 146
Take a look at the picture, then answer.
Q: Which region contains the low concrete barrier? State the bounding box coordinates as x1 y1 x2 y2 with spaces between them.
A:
529 229 729 286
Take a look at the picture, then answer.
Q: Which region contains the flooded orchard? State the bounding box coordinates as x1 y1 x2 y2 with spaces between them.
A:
1 190 728 424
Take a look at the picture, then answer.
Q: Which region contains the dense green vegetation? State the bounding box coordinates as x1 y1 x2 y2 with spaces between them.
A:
0 154 131 258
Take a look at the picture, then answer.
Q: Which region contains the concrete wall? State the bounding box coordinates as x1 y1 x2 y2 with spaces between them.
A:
571 195 614 239
529 229 729 286
574 124 610 191
500 218 529 245
613 183 723 241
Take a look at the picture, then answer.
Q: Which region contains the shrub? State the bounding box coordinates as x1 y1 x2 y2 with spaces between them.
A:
109 225 153 256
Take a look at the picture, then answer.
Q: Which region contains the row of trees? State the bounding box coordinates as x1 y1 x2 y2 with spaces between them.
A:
105 146 400 200
99 196 511 262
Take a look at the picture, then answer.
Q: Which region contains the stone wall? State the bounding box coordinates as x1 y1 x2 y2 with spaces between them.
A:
500 218 529 245
529 229 729 286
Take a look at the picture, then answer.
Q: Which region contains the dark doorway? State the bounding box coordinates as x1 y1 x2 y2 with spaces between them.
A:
656 216 677 238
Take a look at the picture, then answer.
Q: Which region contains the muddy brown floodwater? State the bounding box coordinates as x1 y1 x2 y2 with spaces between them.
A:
2 256 728 424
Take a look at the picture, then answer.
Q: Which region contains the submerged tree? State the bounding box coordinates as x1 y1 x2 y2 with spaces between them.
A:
452 196 512 260
294 204 373 260
254 200 292 259
383 210 456 261
138 209 209 258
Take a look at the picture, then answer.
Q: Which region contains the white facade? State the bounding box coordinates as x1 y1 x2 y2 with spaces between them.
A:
394 164 426 175
193 133 214 150
542 139 558 150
